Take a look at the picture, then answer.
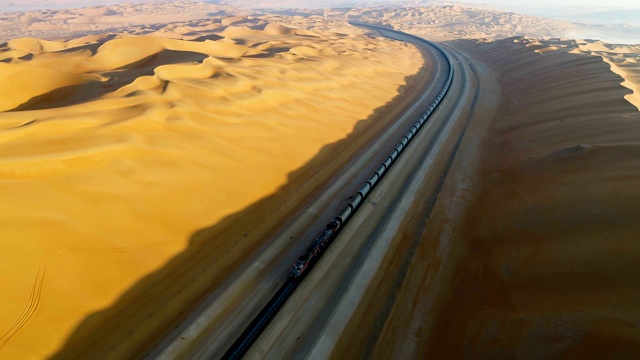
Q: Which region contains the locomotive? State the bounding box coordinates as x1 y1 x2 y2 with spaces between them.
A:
289 219 340 277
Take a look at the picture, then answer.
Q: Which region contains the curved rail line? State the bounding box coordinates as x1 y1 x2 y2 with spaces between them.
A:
221 25 454 360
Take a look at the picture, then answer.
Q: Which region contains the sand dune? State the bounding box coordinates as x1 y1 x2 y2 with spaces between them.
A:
6 1 637 46
331 6 576 41
2 1 640 358
414 36 640 358
0 1 241 42
574 42 640 111
0 2 372 45
5 2 640 46
0 14 422 358
508 38 640 111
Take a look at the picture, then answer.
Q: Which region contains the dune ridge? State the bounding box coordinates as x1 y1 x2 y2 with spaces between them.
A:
512 38 640 112
576 42 640 111
416 36 640 358
0 15 422 358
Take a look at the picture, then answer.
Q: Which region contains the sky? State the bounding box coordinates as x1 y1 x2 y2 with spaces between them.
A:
463 0 640 27
468 0 640 8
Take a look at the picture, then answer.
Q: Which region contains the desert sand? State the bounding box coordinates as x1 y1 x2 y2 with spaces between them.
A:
0 9 422 359
0 1 240 42
369 36 640 358
2 1 640 359
5 2 640 45
214 2 640 44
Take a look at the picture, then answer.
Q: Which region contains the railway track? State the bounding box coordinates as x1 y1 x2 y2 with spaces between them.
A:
220 25 455 359
245 32 486 358
151 23 464 359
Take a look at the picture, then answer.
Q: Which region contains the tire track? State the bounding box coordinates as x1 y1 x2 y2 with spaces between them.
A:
0 240 182 351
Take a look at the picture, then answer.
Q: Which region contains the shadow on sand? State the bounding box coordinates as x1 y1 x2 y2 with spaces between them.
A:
50 32 431 360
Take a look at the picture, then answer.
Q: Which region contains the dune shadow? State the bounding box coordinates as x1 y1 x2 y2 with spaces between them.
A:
8 50 209 112
189 34 224 42
268 10 322 18
49 44 433 359
244 46 292 58
207 11 231 17
139 24 170 32
58 34 118 56
117 50 209 71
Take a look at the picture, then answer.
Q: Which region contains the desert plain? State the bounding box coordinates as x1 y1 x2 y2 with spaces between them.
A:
0 1 639 359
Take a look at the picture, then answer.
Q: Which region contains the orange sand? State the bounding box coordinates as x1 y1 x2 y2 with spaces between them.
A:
0 17 422 358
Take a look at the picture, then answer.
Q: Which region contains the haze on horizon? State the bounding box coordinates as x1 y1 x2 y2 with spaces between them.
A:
457 0 640 27
7 0 640 10
1 0 639 41
460 0 640 8
4 0 640 24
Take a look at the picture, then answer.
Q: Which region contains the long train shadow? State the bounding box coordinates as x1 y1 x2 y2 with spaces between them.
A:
51 44 429 360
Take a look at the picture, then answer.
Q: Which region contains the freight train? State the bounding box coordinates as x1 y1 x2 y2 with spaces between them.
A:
289 28 453 279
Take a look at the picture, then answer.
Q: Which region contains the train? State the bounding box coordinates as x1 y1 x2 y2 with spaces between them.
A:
223 27 455 360
289 34 454 279
289 219 340 277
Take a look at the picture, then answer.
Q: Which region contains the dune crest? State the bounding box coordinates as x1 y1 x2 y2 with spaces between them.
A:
508 37 640 111
420 36 640 358
574 42 640 111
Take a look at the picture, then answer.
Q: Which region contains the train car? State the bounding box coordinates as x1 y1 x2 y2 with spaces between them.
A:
328 218 341 230
336 205 353 225
307 239 322 257
316 228 334 248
